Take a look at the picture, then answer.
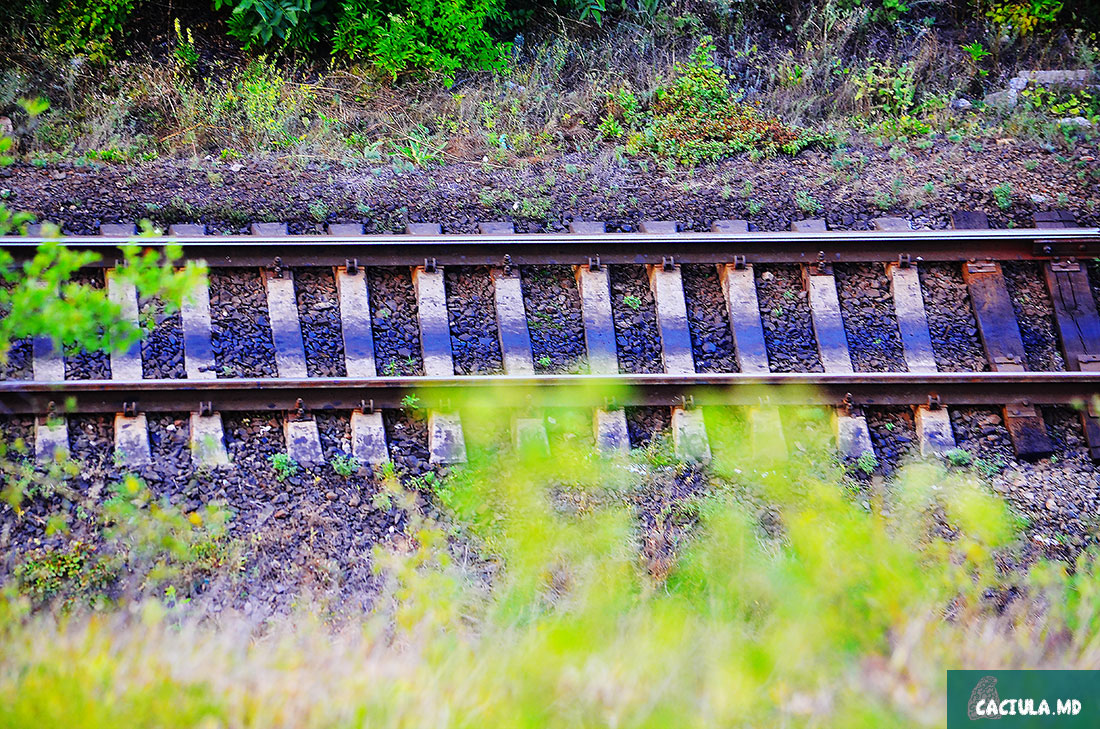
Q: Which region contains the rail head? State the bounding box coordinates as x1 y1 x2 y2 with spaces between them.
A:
2 228 1098 267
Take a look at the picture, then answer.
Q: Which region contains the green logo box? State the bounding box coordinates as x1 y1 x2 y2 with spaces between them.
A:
947 671 1099 727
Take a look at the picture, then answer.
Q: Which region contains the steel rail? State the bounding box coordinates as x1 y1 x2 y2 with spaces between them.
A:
2 372 1098 414
2 228 1099 267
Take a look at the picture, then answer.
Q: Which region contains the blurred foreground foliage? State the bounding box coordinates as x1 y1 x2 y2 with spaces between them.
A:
2 394 1100 727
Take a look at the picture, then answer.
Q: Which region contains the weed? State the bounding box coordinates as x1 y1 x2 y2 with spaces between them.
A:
992 183 1013 210
794 190 822 213
945 448 972 466
269 452 299 481
331 454 361 477
855 451 878 475
401 394 421 410
622 294 643 311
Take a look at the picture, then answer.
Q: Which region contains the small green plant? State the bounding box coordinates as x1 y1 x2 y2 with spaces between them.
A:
747 200 764 216
945 448 973 467
855 451 879 475
309 200 328 222
269 452 299 481
536 355 552 368
622 294 643 311
394 126 444 167
220 148 242 161
992 183 1013 210
173 18 200 71
401 394 421 410
794 190 822 213
331 454 361 477
961 41 991 78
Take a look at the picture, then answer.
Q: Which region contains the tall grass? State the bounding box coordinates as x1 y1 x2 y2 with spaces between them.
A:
3 393 1100 728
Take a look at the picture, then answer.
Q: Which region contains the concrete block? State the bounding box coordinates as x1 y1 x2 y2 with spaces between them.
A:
181 274 217 379
749 407 786 460
568 221 607 234
512 416 550 456
595 408 629 454
106 270 143 380
35 418 69 464
639 220 678 235
711 219 748 233
190 413 229 467
835 411 874 460
805 270 854 373
873 217 910 232
114 413 151 466
915 406 956 457
888 263 938 373
429 411 467 464
575 264 619 374
492 267 534 375
264 270 309 378
648 264 696 374
284 418 324 466
351 410 389 465
719 263 770 373
251 222 288 236
327 223 364 236
478 221 514 235
412 266 455 377
99 222 137 237
791 218 827 232
336 266 376 378
672 407 710 462
407 223 442 235
168 223 206 236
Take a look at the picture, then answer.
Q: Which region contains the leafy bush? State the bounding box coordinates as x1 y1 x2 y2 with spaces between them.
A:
987 0 1064 35
1020 84 1100 120
333 0 508 81
611 38 825 165
45 0 142 60
214 0 325 50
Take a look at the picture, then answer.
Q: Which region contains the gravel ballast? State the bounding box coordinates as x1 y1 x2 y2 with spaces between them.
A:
64 271 111 380
835 264 906 372
368 267 424 377
210 268 277 378
609 265 663 374
1003 262 1064 372
521 265 587 374
140 302 186 379
682 264 738 373
919 263 988 372
445 266 503 375
294 269 347 378
756 265 822 373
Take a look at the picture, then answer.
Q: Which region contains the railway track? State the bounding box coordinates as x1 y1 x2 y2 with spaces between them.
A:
3 213 1100 473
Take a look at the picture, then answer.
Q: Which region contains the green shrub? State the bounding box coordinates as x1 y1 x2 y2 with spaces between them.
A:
852 60 917 118
620 37 826 165
987 0 1063 35
333 0 509 82
214 0 324 50
45 0 142 60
